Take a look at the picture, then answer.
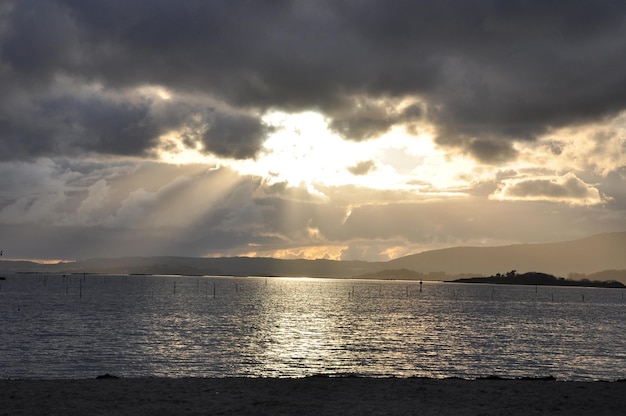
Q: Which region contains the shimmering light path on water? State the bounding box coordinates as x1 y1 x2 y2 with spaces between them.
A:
1 274 625 380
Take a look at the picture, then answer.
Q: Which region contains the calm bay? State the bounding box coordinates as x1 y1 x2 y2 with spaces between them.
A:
1 274 625 381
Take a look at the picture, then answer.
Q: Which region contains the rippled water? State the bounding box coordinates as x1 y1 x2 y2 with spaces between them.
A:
1 274 625 380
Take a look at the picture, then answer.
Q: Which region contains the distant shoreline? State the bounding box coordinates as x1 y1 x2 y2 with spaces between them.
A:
5 270 626 287
2 231 626 286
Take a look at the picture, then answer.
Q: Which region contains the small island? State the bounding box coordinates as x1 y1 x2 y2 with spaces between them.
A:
448 270 625 288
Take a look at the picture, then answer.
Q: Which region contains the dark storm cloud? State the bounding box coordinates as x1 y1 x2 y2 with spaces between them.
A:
467 138 518 164
2 0 626 162
0 83 269 161
199 112 273 159
328 98 424 141
0 0 80 83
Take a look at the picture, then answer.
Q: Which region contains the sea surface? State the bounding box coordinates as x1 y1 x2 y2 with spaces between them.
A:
1 274 625 380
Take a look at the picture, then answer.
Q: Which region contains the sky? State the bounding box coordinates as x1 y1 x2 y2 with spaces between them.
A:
1 0 626 263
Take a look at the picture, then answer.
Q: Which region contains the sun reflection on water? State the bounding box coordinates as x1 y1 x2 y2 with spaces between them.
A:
1 275 625 380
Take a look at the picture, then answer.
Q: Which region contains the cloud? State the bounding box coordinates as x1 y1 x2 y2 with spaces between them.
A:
3 1 626 162
467 138 518 164
601 168 626 210
527 112 626 176
198 111 273 159
0 79 270 161
1 1 626 262
347 160 376 176
0 158 623 261
0 158 83 224
491 173 604 205
328 97 423 141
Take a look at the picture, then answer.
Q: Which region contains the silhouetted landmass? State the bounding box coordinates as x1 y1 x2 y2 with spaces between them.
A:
2 256 379 279
1 231 625 283
387 231 626 278
449 271 626 288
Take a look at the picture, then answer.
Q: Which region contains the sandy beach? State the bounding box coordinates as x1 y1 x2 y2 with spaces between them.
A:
1 377 625 415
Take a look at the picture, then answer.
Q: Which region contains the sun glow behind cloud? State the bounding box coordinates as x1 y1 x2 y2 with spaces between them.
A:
130 89 625 210
139 104 622 262
151 107 520 205
228 110 480 195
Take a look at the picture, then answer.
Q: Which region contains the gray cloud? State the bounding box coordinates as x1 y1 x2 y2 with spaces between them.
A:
467 138 518 164
507 178 589 199
492 173 604 205
0 0 80 83
347 160 376 176
3 1 626 162
0 83 270 161
199 112 273 159
601 168 626 210
328 98 423 141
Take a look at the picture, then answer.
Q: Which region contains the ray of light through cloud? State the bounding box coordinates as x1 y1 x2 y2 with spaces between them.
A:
0 0 625 262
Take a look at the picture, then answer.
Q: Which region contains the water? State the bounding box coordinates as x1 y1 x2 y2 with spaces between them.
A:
1 274 625 380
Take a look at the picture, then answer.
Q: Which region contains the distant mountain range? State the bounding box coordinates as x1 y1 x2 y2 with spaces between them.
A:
1 231 625 284
386 231 626 278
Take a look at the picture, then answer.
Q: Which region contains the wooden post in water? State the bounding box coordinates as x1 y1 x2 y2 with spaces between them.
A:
213 281 216 299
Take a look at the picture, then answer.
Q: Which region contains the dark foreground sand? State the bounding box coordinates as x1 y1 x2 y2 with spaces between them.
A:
1 377 625 416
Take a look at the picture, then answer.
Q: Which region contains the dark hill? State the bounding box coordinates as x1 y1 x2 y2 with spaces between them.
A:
1 232 625 282
386 232 626 278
